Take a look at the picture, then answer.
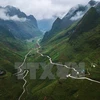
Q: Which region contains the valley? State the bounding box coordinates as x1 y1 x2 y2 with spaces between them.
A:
0 0 100 100
14 36 100 100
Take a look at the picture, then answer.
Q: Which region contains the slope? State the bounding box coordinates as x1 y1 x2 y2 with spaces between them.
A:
29 7 100 100
0 25 28 100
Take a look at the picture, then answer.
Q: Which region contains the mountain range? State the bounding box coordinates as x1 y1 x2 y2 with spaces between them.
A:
0 6 42 39
35 1 100 99
0 0 100 100
42 0 99 43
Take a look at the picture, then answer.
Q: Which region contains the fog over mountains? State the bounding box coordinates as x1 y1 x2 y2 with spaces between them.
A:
42 0 99 42
38 0 99 31
0 6 42 39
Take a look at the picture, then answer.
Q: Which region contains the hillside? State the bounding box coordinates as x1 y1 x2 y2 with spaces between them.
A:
30 7 100 100
0 25 28 99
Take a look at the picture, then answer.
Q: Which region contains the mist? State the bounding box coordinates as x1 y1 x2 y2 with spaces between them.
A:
0 8 26 22
70 11 84 21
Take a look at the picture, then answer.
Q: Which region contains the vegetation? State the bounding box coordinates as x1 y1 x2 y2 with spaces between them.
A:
27 7 100 100
0 5 100 100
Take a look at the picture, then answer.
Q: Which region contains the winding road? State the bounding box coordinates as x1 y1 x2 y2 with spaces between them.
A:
14 49 33 100
18 70 29 100
36 39 100 84
14 49 33 75
16 38 100 100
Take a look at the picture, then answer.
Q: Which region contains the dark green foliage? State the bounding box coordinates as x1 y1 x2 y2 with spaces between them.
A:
70 7 100 40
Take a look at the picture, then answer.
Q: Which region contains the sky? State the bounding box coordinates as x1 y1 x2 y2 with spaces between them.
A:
0 0 97 20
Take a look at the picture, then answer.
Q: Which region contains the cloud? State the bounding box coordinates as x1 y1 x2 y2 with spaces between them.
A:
0 0 100 20
69 1 97 21
70 11 84 21
9 15 27 22
0 8 26 21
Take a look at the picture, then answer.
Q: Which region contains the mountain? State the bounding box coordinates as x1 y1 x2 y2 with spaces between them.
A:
39 0 98 32
34 6 100 100
42 18 62 41
0 5 43 100
42 0 98 43
0 6 42 39
1 1 100 100
0 24 30 99
69 7 100 40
